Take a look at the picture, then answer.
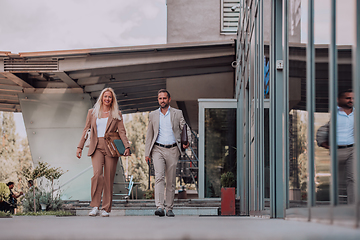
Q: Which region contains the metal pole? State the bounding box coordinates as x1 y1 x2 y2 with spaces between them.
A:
259 0 265 211
270 0 285 218
282 0 289 210
329 0 338 218
239 79 246 215
306 0 316 221
244 0 250 216
254 12 259 212
239 0 248 215
353 0 360 228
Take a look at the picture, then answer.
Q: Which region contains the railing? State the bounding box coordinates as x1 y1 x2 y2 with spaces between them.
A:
53 165 93 192
113 175 134 199
177 129 199 191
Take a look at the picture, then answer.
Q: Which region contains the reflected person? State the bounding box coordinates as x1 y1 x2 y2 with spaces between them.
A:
320 89 354 204
76 87 131 217
145 89 191 217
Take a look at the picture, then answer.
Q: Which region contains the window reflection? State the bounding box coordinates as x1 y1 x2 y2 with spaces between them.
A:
204 108 236 198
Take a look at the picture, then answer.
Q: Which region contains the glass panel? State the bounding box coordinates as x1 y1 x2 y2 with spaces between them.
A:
204 108 237 198
264 108 270 199
314 112 330 204
289 109 308 207
337 72 353 205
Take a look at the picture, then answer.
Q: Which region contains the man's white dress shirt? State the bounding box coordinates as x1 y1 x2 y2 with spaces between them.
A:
156 107 176 145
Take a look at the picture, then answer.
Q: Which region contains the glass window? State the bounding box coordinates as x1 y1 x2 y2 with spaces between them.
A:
204 108 237 198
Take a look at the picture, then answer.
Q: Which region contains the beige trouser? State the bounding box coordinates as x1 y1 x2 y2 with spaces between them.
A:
90 137 118 212
338 146 354 204
152 144 180 211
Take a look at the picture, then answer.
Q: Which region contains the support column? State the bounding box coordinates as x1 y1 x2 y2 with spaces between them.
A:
19 93 93 200
306 0 316 221
353 0 360 228
282 0 289 210
329 0 339 212
270 0 286 218
259 0 265 211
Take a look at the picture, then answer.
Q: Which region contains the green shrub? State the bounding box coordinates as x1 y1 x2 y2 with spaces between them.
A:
144 189 154 199
16 210 73 216
0 211 11 217
0 183 10 202
220 172 235 188
22 190 63 212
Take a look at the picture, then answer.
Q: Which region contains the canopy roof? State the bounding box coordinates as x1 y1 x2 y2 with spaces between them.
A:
0 41 236 114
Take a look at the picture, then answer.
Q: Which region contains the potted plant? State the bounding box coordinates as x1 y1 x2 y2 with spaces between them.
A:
220 171 236 216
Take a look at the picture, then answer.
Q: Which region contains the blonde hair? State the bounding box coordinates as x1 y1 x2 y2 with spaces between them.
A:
92 88 121 120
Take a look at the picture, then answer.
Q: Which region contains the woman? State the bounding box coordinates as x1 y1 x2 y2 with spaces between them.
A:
76 87 130 217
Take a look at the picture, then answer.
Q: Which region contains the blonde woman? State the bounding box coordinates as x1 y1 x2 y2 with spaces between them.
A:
76 87 130 217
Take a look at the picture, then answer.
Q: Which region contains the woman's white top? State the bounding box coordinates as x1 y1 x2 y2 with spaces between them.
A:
96 117 108 137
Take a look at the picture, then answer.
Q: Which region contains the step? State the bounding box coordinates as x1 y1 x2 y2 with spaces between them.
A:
76 207 219 216
64 198 221 209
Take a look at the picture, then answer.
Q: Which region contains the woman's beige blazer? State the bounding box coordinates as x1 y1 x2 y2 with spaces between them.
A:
78 109 130 156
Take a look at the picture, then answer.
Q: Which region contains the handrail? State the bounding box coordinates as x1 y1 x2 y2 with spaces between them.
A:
53 165 93 192
191 129 199 142
127 175 134 197
188 145 199 162
113 175 134 198
184 151 198 168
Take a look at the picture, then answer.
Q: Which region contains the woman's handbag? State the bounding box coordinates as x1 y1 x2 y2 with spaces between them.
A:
104 132 130 157
84 129 91 148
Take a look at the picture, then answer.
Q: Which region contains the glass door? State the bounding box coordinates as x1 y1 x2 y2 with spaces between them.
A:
198 99 237 198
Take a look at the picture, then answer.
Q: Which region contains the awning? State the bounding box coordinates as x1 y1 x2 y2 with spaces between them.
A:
0 40 236 115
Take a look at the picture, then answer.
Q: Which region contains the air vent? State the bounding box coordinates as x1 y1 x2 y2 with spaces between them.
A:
221 0 240 34
4 59 58 72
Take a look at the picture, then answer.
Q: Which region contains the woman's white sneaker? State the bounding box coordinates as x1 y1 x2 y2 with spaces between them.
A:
101 210 110 217
89 207 99 216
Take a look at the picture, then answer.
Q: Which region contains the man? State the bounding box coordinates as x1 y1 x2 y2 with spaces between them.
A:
320 89 354 204
145 89 191 217
6 182 23 214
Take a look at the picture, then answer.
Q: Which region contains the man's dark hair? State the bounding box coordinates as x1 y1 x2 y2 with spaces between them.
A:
158 89 171 98
6 181 14 186
338 88 352 98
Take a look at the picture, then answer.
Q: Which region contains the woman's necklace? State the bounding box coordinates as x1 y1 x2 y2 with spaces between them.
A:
103 110 110 114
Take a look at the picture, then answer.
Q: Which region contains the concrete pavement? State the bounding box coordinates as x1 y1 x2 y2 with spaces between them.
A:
1 215 360 240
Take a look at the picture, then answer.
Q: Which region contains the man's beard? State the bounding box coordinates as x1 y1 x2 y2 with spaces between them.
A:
344 103 353 109
160 102 169 109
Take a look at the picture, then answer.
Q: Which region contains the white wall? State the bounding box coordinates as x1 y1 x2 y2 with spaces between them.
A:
167 0 237 43
19 93 93 200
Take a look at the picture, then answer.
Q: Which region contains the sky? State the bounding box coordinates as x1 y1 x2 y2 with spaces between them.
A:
0 0 167 138
0 0 166 53
301 0 356 45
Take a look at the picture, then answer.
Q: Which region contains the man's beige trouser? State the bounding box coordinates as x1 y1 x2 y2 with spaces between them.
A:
152 144 180 211
338 146 354 204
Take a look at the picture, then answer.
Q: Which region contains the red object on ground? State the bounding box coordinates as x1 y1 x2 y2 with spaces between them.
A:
221 187 236 215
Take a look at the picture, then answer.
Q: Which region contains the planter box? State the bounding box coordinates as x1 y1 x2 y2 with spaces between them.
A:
221 187 236 216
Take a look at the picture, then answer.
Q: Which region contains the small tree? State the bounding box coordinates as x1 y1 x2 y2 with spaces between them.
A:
44 166 66 200
22 162 49 212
